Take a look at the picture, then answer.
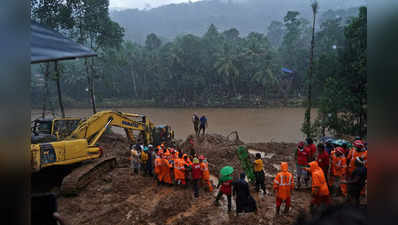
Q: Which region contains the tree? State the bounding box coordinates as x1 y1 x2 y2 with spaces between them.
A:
267 21 284 48
315 7 367 137
222 28 240 41
31 0 75 117
302 0 319 138
145 33 162 50
71 0 124 114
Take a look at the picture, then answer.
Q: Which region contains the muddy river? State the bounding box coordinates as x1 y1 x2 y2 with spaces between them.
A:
31 107 316 143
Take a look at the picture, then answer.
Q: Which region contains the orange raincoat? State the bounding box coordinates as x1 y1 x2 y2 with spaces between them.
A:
347 148 368 175
330 151 347 195
154 156 162 180
273 162 294 200
160 158 172 184
174 158 186 184
200 160 213 192
307 161 329 197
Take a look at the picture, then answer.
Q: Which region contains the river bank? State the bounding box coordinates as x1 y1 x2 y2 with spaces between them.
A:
32 107 317 143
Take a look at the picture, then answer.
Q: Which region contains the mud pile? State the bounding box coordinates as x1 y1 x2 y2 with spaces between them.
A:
58 133 311 225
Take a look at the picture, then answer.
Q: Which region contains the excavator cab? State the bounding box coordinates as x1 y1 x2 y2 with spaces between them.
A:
152 125 174 146
31 118 81 144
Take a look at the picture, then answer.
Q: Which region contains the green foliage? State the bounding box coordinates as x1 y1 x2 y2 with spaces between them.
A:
30 4 367 141
314 6 367 137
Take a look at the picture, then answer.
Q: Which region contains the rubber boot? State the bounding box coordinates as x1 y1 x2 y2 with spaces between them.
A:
276 206 280 216
283 206 289 214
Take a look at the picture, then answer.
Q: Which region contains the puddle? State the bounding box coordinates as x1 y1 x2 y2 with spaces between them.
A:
248 149 275 159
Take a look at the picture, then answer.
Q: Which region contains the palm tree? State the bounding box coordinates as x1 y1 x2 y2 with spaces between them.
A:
304 0 319 137
214 47 240 97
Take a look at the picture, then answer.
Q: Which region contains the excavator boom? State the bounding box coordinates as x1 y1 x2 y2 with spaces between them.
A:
31 110 165 196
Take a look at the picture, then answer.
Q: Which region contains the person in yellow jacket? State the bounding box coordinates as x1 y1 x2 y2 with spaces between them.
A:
253 153 266 194
199 155 213 192
273 162 294 215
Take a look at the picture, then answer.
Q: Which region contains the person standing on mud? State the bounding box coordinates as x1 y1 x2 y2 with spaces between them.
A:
316 143 329 183
199 115 208 136
192 113 200 136
306 161 330 211
343 157 367 207
192 157 202 198
253 153 266 194
130 146 140 175
214 174 233 212
295 141 310 189
273 162 294 215
306 138 317 162
233 173 257 216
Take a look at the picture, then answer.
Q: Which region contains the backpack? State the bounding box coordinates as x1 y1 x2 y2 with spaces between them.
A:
141 151 148 162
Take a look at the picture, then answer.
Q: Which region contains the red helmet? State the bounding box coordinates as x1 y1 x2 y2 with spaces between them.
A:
199 155 205 160
353 140 364 149
336 147 344 155
298 141 305 148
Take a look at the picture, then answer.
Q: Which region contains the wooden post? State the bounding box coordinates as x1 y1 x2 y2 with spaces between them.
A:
55 61 65 118
41 62 50 119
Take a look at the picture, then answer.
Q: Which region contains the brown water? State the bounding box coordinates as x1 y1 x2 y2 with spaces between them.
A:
31 107 315 143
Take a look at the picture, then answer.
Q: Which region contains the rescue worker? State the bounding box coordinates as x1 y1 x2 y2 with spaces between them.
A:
141 146 149 176
183 154 193 184
214 173 233 212
295 141 310 189
199 155 213 192
192 157 202 198
343 157 367 207
174 152 186 186
161 152 173 185
316 143 329 183
233 173 257 216
192 113 200 136
199 115 208 136
253 153 266 194
146 145 153 177
325 141 334 154
330 147 347 196
341 143 350 157
273 162 294 215
306 138 317 162
347 140 368 176
130 147 140 175
154 153 163 184
306 161 330 210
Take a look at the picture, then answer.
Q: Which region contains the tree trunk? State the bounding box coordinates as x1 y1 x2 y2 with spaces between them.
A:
130 66 137 97
305 10 317 137
86 58 96 114
42 62 50 119
55 61 65 118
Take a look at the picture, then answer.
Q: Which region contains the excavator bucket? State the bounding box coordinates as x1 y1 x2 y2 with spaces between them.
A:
236 146 255 182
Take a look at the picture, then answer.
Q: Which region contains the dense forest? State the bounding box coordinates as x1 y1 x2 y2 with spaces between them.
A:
31 0 367 137
111 0 365 44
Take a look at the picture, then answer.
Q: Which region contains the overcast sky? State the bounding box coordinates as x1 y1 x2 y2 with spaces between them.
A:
109 0 202 9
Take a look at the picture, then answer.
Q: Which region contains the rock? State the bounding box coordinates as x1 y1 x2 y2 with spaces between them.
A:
103 183 113 193
103 175 112 183
102 194 113 203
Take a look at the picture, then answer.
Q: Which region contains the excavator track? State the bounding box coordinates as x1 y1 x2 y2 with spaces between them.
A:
61 156 117 196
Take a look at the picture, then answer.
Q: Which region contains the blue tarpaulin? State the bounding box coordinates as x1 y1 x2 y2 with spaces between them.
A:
281 67 294 74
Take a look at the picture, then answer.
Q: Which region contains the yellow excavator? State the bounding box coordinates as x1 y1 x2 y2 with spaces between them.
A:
31 110 172 195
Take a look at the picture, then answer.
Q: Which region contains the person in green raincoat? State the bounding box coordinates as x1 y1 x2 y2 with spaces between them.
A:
214 166 234 212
